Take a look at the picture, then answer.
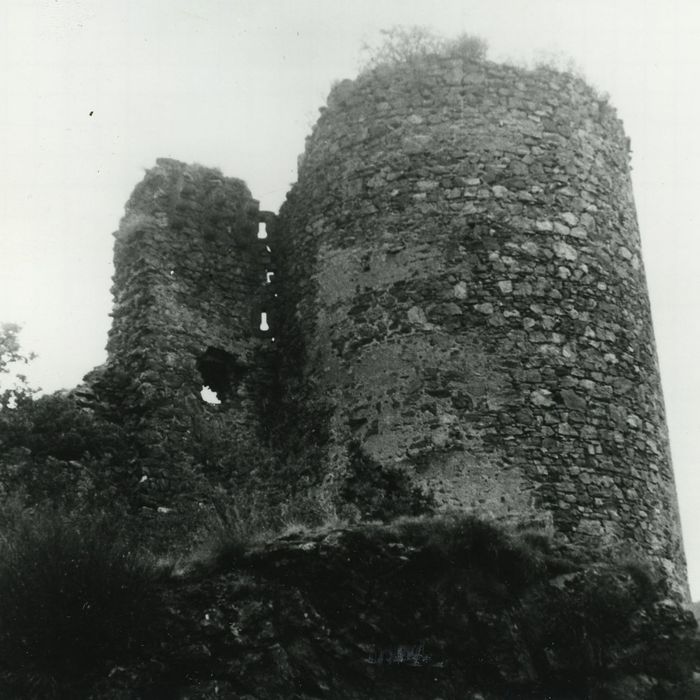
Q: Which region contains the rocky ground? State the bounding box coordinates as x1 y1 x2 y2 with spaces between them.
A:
79 514 699 699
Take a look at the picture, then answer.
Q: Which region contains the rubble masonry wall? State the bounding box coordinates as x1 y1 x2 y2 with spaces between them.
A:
275 56 687 588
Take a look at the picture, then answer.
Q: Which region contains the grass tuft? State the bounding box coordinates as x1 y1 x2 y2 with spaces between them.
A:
0 508 162 697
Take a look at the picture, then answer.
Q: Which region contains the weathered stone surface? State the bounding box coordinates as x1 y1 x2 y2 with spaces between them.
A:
3 49 691 700
274 56 687 594
85 159 273 537
561 388 587 411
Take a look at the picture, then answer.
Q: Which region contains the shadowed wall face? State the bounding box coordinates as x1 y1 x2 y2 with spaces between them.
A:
97 159 269 502
276 57 687 590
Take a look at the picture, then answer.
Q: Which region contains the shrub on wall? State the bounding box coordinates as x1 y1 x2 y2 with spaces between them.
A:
360 26 488 74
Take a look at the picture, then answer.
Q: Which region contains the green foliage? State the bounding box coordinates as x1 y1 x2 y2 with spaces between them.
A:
0 323 29 373
0 393 134 511
532 48 582 76
362 512 555 603
443 33 490 61
0 508 162 697
0 326 136 514
188 482 348 572
519 554 674 683
0 323 37 409
0 393 125 462
190 488 275 570
277 481 346 532
529 50 610 105
361 26 443 69
360 26 488 73
422 514 550 593
362 514 687 690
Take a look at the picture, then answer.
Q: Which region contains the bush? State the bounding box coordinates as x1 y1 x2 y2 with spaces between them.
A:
400 513 551 597
0 393 127 463
0 508 162 697
187 488 275 571
188 483 350 573
444 33 489 62
0 393 134 513
360 26 488 73
0 323 37 409
518 555 671 683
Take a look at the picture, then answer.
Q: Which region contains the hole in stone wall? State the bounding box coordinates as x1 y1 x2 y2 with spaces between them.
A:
266 271 274 284
260 312 269 332
257 222 267 239
200 386 221 404
196 347 245 403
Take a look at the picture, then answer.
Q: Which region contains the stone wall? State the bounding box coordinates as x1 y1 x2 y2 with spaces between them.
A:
91 158 271 509
78 56 687 594
275 57 687 590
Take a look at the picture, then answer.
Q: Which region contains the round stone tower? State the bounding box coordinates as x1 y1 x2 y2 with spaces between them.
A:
275 56 687 589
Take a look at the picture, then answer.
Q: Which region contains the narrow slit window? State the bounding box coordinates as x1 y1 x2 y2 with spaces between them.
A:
266 271 274 284
257 222 267 239
260 312 269 332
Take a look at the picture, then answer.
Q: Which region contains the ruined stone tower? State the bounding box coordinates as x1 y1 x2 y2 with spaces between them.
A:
93 159 271 502
274 56 687 588
91 56 686 590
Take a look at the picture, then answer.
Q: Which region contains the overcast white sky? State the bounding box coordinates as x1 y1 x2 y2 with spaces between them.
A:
1 0 699 594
